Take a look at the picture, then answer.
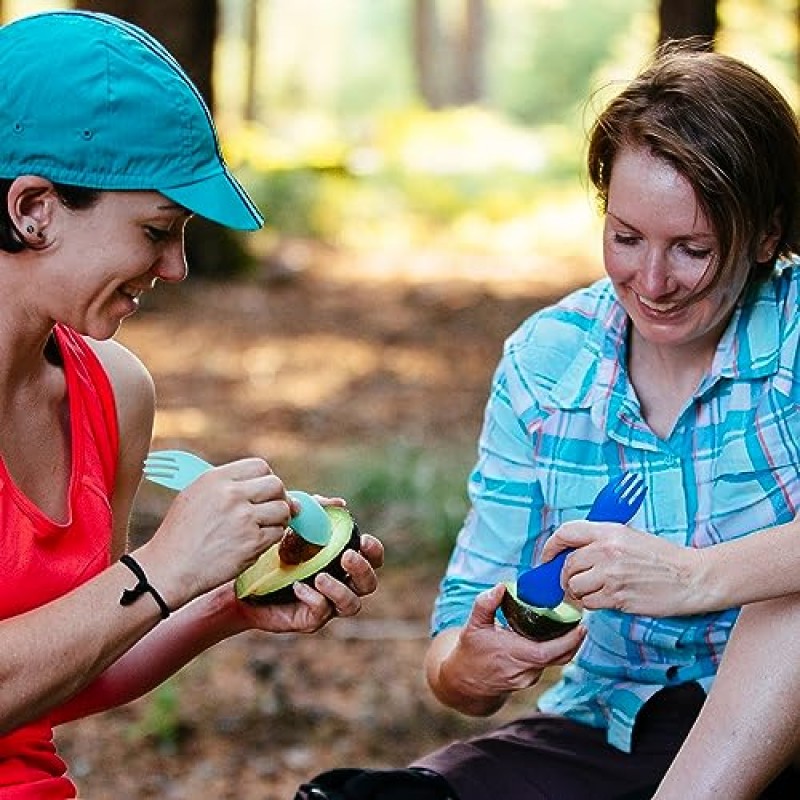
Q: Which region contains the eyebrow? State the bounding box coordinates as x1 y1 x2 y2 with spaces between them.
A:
157 202 191 215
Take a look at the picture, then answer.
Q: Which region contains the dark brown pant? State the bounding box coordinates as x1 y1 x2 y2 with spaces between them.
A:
413 683 800 800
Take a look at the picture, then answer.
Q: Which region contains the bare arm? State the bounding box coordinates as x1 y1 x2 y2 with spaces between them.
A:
0 341 291 734
52 533 384 725
694 517 800 607
654 594 800 799
0 560 172 734
51 583 242 724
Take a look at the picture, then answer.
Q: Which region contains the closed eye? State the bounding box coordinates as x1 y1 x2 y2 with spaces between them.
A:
613 232 640 246
677 242 713 260
145 226 171 244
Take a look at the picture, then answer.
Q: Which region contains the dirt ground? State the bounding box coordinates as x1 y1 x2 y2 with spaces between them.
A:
54 240 599 799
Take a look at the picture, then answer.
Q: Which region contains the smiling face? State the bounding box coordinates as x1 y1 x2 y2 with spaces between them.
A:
43 189 191 339
604 145 751 360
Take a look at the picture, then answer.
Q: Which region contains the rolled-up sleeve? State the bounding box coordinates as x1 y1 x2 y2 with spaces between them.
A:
430 357 546 634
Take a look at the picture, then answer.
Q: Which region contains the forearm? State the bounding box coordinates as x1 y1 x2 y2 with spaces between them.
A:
0 559 164 735
694 517 800 611
425 628 509 717
654 595 800 799
52 583 245 725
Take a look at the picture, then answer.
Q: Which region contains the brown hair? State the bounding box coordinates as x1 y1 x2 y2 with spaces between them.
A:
587 43 800 294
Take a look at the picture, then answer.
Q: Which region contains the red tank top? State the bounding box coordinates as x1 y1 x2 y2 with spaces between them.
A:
0 325 119 798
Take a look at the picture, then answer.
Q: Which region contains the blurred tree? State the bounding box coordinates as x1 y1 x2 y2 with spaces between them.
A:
413 0 486 108
74 0 217 104
454 0 486 105
658 0 717 49
73 0 253 279
413 0 444 108
244 0 261 121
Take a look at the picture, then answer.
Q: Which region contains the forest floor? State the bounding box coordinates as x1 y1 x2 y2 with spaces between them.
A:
55 238 599 799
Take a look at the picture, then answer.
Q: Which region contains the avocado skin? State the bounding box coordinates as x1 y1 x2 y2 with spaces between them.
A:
242 525 361 605
501 583 582 642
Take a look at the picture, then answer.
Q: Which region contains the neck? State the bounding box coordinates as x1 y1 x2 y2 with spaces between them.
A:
627 332 715 439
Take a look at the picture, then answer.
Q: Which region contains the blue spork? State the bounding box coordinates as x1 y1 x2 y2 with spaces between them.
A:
516 472 647 608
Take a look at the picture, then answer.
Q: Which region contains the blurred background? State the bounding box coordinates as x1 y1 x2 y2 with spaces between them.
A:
3 1 795 797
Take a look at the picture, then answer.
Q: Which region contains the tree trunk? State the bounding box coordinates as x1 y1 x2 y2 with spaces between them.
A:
412 0 444 109
454 0 486 105
74 0 217 104
73 0 252 279
244 0 261 122
413 0 488 108
658 0 718 49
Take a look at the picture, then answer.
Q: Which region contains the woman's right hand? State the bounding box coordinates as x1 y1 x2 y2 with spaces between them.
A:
426 584 586 716
135 458 291 610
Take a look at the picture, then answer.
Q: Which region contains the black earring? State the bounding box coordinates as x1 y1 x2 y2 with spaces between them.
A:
25 224 34 234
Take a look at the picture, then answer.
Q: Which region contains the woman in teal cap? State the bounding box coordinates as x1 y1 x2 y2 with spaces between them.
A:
0 10 383 798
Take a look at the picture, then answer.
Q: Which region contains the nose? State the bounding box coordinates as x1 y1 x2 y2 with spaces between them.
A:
153 239 188 283
637 246 673 296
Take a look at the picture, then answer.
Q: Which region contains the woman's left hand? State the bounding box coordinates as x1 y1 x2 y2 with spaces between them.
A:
540 521 702 617
235 533 384 634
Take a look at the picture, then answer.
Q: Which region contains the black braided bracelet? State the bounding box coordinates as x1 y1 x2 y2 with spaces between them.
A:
119 554 171 620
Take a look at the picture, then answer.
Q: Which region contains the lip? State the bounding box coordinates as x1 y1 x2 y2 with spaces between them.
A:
119 284 146 301
631 291 686 320
115 286 146 316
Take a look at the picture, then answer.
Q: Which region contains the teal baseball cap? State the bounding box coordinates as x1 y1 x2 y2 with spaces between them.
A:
0 10 263 231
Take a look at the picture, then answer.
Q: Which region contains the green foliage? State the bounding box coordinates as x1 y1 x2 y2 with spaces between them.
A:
489 0 652 125
322 439 473 565
127 679 186 755
240 166 333 239
248 0 414 118
233 105 586 244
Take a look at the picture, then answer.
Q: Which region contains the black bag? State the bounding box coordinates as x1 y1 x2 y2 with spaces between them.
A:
294 767 458 800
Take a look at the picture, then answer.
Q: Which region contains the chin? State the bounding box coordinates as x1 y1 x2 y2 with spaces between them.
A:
632 320 719 353
84 319 124 341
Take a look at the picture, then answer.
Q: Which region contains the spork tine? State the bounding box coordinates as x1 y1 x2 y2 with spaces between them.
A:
142 449 332 547
143 450 213 492
515 471 647 609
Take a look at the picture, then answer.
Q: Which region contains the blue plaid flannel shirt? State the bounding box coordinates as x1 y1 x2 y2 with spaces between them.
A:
431 260 800 752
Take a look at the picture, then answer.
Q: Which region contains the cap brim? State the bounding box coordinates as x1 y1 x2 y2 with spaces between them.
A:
161 167 263 231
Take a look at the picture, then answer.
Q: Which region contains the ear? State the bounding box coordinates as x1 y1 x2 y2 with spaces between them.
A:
6 175 58 246
755 208 782 263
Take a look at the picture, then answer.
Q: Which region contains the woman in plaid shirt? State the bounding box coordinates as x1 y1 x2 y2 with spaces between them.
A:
412 44 800 800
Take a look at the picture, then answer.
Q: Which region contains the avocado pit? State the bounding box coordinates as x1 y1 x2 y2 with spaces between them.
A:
277 528 324 566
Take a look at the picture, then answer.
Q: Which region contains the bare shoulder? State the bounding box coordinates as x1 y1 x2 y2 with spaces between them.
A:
85 337 156 439
84 337 156 554
86 337 155 402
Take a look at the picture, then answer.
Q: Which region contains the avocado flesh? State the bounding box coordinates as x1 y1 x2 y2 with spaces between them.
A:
501 581 582 641
235 506 359 605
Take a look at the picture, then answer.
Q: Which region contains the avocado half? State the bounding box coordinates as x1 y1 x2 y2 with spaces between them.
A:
235 506 360 604
501 581 582 641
